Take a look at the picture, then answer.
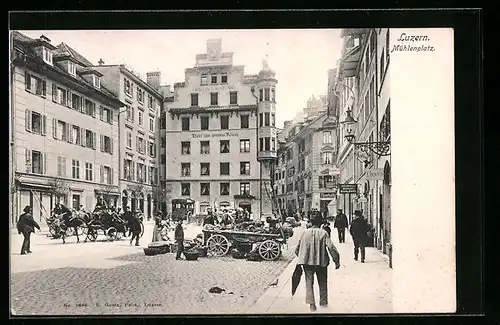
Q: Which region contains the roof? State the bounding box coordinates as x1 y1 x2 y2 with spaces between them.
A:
12 31 121 105
54 42 94 67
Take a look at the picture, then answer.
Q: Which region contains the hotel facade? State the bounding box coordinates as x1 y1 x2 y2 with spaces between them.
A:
9 32 124 228
162 39 278 217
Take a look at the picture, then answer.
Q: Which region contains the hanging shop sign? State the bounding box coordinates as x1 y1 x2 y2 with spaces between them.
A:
192 132 239 139
366 168 385 180
339 184 358 194
320 192 336 199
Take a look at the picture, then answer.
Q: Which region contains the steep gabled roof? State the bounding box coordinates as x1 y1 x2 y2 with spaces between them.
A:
55 42 94 67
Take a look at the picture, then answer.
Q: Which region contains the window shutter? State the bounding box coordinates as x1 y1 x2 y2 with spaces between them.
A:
131 162 135 181
80 98 85 113
123 78 127 93
25 109 31 132
25 72 31 91
52 118 57 139
131 107 135 122
25 149 31 173
99 106 103 121
92 132 97 150
110 138 113 154
41 115 46 136
67 124 73 143
100 134 104 152
52 84 58 102
42 152 47 174
110 168 114 185
67 90 72 107
42 80 46 96
100 165 104 183
57 156 62 176
62 157 66 177
80 128 86 147
91 102 96 118
136 137 139 151
109 110 113 124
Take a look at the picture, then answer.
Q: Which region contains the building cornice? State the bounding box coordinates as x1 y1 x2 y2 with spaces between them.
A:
168 105 258 119
119 66 163 99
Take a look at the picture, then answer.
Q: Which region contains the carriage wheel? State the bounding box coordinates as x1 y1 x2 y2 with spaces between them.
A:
87 230 98 242
106 227 118 242
206 234 230 256
139 222 145 238
258 240 281 261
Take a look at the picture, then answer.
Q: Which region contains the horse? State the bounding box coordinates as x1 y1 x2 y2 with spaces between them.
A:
58 212 86 244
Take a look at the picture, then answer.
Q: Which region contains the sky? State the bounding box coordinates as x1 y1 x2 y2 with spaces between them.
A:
19 29 342 128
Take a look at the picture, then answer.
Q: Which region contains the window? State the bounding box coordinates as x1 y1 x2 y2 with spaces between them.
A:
240 182 250 195
85 130 96 149
148 95 154 109
71 93 82 111
30 150 44 174
271 113 275 126
25 110 46 135
160 138 166 148
181 163 191 176
210 92 218 106
25 73 46 96
220 115 229 129
229 91 238 105
259 89 263 102
123 159 133 180
42 47 53 65
240 115 249 128
137 163 144 182
100 106 112 124
264 137 270 151
201 74 208 85
220 162 230 175
72 159 80 179
68 61 76 76
221 73 228 84
136 137 144 154
85 162 93 181
126 131 132 148
84 99 95 116
101 166 112 185
259 113 263 127
321 152 333 164
71 125 81 145
101 135 112 154
137 88 144 103
200 163 210 176
148 141 156 157
72 194 80 210
124 78 132 96
149 166 157 185
220 183 230 195
93 75 101 89
271 88 276 102
264 113 270 126
271 138 276 151
138 110 144 126
181 141 191 155
54 120 68 141
200 141 210 154
240 139 250 153
182 117 190 131
126 105 134 122
52 85 67 105
57 156 67 177
149 117 154 132
201 116 209 130
200 183 210 196
211 75 218 84
191 93 199 107
220 140 230 153
160 154 166 164
259 138 263 151
181 183 191 196
240 162 250 175
264 88 270 101
323 131 332 143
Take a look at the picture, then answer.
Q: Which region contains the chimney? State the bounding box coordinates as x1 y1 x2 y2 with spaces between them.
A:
98 58 105 66
39 35 51 43
146 71 161 90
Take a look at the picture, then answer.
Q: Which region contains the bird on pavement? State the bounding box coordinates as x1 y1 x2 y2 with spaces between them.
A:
269 279 279 287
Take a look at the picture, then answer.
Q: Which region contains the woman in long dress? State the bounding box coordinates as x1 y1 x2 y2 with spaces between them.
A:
151 212 162 242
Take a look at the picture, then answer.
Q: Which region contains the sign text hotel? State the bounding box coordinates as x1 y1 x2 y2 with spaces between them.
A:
193 85 237 93
192 132 239 138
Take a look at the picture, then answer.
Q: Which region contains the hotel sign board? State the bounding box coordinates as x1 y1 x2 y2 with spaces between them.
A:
366 168 384 180
192 132 239 138
193 85 237 92
339 184 358 194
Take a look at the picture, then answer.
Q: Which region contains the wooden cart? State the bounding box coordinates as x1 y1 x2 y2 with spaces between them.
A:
202 229 286 261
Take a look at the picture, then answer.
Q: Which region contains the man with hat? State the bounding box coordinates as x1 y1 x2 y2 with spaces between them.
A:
16 206 40 255
350 210 369 263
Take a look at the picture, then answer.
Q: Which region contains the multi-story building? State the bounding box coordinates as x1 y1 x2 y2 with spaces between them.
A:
163 39 278 217
335 28 391 263
92 64 163 219
10 32 124 227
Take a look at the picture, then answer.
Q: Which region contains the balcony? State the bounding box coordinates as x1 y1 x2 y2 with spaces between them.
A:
257 151 278 162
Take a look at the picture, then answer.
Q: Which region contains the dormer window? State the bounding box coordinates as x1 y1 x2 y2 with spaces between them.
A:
42 47 53 65
68 61 76 76
93 75 101 89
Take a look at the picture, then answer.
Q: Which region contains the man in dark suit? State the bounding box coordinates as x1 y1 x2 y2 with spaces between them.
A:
333 209 349 243
350 210 369 263
175 219 185 260
17 206 40 255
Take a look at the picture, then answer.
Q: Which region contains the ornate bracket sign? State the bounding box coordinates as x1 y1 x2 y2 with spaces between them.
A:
353 141 391 157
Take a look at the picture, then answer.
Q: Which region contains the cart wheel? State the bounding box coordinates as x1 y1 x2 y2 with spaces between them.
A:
87 229 98 242
139 222 145 238
259 240 281 261
206 234 230 256
106 227 118 242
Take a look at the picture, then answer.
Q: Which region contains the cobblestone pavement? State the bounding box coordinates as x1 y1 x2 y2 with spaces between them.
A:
10 222 304 315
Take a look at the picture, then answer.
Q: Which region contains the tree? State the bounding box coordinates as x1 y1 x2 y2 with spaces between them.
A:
151 185 167 212
46 178 70 203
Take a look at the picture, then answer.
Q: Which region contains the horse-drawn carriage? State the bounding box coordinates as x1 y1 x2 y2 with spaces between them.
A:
85 210 127 242
171 198 195 221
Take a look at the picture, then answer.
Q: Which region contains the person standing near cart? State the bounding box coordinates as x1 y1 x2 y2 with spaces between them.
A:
17 206 40 255
175 219 185 260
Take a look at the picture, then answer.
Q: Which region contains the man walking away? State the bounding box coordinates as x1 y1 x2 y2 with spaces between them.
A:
175 219 185 260
17 206 40 255
333 209 348 243
295 213 340 312
350 210 369 263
